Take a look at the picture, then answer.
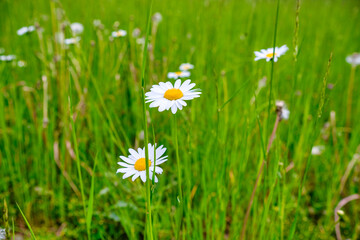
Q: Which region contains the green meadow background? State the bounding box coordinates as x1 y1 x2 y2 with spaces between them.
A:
1 0 360 239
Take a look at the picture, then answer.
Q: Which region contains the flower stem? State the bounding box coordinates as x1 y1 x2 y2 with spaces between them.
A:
173 114 183 202
173 113 183 238
345 66 356 144
240 112 281 240
140 0 153 239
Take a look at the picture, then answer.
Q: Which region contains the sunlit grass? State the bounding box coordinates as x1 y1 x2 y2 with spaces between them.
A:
1 0 360 239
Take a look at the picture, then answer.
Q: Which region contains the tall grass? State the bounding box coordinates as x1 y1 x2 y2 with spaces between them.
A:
1 0 360 239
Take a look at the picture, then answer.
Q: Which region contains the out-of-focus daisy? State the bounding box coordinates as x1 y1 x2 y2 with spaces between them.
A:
152 12 163 23
132 28 141 38
167 71 190 79
346 53 360 67
112 30 127 38
136 37 145 45
17 26 35 36
70 22 84 35
0 228 6 240
254 45 289 62
179 63 194 71
311 145 325 156
93 19 103 29
17 60 26 67
64 37 81 45
0 55 16 62
276 100 290 120
146 79 201 114
117 144 167 183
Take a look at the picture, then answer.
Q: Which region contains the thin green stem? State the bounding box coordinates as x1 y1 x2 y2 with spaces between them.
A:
173 114 183 202
140 0 154 239
68 77 87 232
345 66 356 144
267 0 280 140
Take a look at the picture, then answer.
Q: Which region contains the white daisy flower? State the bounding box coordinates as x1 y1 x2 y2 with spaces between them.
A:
145 79 201 114
0 228 5 240
0 55 16 62
116 144 167 183
254 44 289 62
179 63 194 71
17 26 35 36
152 12 163 23
64 37 81 45
167 71 190 79
136 37 145 45
112 30 127 38
17 60 26 67
346 53 360 67
70 22 84 35
311 145 325 156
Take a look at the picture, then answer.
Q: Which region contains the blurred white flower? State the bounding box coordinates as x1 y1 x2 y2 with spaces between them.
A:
93 19 102 28
64 37 81 45
136 37 145 45
311 145 325 156
346 53 360 67
70 22 84 35
132 28 141 38
0 55 16 61
17 25 35 36
276 100 290 120
282 108 290 120
179 63 194 71
0 228 5 240
167 71 190 79
254 45 288 62
152 12 163 23
112 30 127 38
17 60 26 67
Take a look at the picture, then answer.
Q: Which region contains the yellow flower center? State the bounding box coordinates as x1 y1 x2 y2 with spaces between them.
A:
266 52 277 58
134 158 151 171
164 88 183 100
175 71 182 75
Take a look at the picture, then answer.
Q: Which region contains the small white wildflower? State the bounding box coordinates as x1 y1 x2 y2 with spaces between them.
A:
17 60 26 67
254 45 289 62
132 28 141 38
0 55 16 61
70 22 84 35
112 30 127 38
346 53 360 67
146 79 201 114
117 144 168 182
17 25 35 36
0 228 6 240
93 19 102 27
64 37 81 45
167 71 191 79
136 37 145 45
276 100 290 120
311 145 325 156
179 63 194 71
152 12 163 23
